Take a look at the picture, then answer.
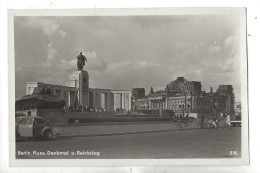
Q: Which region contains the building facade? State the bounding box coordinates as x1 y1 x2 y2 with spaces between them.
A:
134 77 235 117
20 72 234 116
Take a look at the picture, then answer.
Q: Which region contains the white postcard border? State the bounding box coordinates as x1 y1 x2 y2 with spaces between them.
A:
8 8 249 167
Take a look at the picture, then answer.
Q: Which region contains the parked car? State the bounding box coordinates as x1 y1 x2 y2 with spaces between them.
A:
16 116 56 140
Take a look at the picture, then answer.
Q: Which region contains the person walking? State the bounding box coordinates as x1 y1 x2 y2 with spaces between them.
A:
201 114 204 128
225 114 231 128
220 112 224 120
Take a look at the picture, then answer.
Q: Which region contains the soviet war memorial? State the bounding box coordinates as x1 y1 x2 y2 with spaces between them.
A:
15 53 132 124
15 57 235 124
13 13 245 162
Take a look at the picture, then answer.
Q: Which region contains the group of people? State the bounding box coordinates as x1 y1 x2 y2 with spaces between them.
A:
65 106 132 114
65 105 106 113
115 108 131 114
199 113 231 129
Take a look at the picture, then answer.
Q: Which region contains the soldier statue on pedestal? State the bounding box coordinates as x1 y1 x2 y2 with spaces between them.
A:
77 52 87 70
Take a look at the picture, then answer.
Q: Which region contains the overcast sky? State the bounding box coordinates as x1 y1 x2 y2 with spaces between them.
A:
14 15 242 101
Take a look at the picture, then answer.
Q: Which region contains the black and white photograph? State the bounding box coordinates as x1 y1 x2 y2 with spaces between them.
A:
8 8 248 166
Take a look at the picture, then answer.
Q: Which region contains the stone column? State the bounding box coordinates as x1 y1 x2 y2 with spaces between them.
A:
113 93 117 111
128 92 132 110
67 90 70 107
166 96 169 110
121 93 125 110
192 95 195 112
124 93 129 110
163 100 165 110
105 93 109 112
92 92 95 108
67 70 89 107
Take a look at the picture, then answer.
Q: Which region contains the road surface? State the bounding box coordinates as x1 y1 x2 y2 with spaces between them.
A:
16 127 241 159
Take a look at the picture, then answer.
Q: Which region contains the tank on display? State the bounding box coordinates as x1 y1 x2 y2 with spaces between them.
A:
15 87 65 110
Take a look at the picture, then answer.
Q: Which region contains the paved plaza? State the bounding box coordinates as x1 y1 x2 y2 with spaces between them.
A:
16 126 241 159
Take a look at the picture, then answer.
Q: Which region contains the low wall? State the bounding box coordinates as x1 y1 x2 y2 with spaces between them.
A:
16 110 194 124
67 111 116 119
66 112 175 123
68 117 173 123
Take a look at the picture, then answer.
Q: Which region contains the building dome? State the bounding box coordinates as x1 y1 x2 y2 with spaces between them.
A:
165 77 190 92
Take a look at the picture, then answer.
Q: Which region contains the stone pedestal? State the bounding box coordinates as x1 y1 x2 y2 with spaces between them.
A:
66 70 89 107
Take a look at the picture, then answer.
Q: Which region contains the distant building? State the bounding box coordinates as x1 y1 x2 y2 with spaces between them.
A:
197 85 235 115
134 77 235 117
234 101 241 116
17 70 235 118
